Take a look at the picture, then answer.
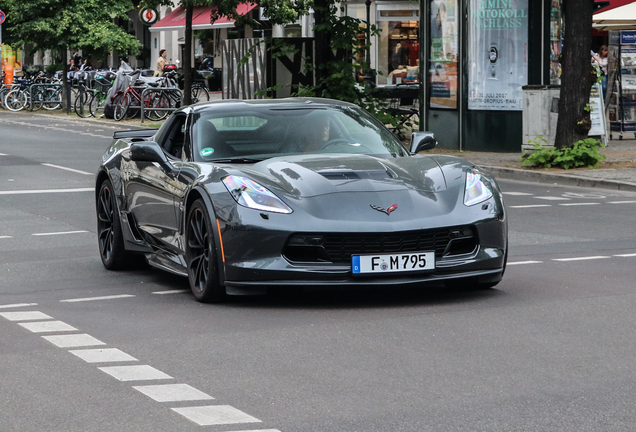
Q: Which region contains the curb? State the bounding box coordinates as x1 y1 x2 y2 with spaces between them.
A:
482 166 636 193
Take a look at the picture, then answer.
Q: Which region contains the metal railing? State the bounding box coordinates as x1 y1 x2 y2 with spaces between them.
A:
28 83 63 112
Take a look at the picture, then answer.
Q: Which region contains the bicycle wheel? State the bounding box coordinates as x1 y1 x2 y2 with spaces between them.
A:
43 88 62 110
145 92 170 121
191 84 210 104
90 91 108 118
113 93 130 121
30 87 47 111
74 90 93 118
4 89 28 112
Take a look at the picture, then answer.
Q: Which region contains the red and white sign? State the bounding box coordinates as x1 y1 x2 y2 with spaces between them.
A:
139 8 159 26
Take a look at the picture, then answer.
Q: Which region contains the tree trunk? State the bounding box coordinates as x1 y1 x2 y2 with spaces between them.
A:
183 4 194 106
62 49 70 113
554 0 594 149
313 0 333 97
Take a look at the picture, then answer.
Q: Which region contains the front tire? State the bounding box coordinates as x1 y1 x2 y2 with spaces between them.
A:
185 199 225 303
97 179 134 270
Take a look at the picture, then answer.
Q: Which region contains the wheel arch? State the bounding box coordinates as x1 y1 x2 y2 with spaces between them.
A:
185 186 227 286
95 169 110 201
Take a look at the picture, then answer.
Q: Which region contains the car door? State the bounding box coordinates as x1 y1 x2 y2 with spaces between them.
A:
125 113 188 252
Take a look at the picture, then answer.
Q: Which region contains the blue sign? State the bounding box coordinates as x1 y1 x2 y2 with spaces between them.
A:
0 10 5 24
621 31 636 45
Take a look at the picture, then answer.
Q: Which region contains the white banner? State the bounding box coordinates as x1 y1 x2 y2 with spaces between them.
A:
468 0 529 111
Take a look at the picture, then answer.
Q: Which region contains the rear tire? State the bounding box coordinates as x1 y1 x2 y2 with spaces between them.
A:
113 93 128 121
4 89 27 111
74 90 93 118
185 199 225 303
191 84 210 104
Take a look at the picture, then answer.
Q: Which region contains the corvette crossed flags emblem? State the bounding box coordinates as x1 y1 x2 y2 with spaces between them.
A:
370 203 398 215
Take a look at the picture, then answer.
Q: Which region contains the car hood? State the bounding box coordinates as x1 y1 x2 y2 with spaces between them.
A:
224 154 451 199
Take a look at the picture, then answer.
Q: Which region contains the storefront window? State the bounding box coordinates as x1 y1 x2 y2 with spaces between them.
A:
376 6 419 86
549 0 563 85
430 0 458 109
467 0 528 111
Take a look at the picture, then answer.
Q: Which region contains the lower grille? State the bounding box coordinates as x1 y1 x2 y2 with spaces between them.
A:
283 226 476 263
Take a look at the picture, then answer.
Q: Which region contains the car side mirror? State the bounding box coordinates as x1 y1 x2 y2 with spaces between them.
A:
410 132 437 154
130 141 174 171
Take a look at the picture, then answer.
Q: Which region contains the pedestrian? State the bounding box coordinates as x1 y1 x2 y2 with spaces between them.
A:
154 49 167 77
592 45 609 98
67 58 78 81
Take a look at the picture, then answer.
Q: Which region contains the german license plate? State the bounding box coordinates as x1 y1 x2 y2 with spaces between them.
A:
352 252 435 274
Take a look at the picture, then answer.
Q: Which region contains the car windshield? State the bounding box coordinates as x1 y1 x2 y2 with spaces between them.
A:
191 105 409 162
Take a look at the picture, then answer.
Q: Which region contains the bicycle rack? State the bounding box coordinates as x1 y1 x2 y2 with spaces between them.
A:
29 83 63 112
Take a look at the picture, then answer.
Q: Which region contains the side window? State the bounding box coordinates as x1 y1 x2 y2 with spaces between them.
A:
160 114 187 159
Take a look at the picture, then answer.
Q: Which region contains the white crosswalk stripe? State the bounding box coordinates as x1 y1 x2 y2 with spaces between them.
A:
18 321 77 333
42 333 106 348
171 405 262 426
0 311 52 321
133 384 214 402
98 365 173 381
69 348 138 363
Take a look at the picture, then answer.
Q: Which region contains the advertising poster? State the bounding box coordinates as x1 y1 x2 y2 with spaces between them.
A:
430 0 458 109
2 44 22 75
468 0 529 111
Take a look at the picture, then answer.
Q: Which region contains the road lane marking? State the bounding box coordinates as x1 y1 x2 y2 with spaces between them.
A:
60 294 135 303
0 303 37 309
18 321 77 333
42 333 106 348
502 192 533 196
614 253 636 257
41 163 93 176
0 236 13 239
220 430 281 432
33 230 89 236
534 196 570 201
69 348 139 363
0 153 7 156
507 261 543 265
98 365 173 382
133 384 214 402
608 200 636 204
0 311 52 321
0 188 93 195
171 405 262 426
152 290 189 295
552 256 611 262
509 205 552 208
559 202 600 206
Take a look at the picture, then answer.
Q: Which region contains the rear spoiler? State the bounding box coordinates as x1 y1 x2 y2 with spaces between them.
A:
113 129 157 140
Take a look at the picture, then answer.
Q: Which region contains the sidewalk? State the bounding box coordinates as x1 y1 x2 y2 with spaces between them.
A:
429 139 636 192
22 104 636 193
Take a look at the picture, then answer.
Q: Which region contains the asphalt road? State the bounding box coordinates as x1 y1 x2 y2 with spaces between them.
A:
1 112 636 432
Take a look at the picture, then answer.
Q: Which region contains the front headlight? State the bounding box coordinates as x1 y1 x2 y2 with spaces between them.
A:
464 169 493 206
222 175 293 214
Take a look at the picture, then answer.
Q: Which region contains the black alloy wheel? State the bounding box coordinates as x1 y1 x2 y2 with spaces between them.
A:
97 179 132 270
185 199 225 303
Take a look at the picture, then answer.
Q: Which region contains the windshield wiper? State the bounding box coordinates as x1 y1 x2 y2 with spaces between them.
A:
211 157 265 164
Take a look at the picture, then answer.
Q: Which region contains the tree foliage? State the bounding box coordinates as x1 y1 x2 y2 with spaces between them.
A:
143 0 387 114
2 0 140 60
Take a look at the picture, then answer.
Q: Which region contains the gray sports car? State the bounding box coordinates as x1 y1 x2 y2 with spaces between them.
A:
96 98 507 302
